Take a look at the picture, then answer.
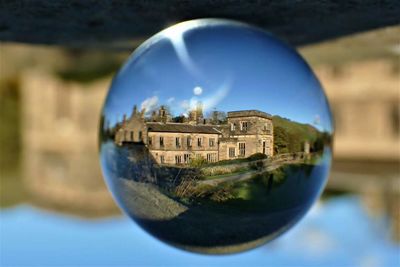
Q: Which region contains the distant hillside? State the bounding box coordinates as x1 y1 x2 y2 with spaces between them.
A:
272 116 322 154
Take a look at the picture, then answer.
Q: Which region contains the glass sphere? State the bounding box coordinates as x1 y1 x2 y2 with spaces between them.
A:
99 19 333 254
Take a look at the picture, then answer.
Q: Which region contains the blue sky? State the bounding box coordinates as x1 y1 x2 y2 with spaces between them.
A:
1 197 398 266
103 19 333 132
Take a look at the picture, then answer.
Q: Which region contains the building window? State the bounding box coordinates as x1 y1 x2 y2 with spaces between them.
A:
262 141 267 154
187 136 192 147
160 155 165 164
239 142 246 157
209 138 215 147
264 122 272 134
197 137 203 147
175 155 182 164
148 136 153 146
184 154 191 164
231 123 236 131
240 121 248 131
160 136 164 147
130 131 134 141
229 147 235 158
207 153 217 162
176 137 181 148
138 131 142 141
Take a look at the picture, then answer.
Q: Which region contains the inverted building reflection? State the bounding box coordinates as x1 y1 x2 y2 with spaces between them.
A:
20 71 119 217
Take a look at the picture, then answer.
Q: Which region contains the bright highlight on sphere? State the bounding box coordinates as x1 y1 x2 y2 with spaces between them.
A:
99 19 334 254
193 86 203 95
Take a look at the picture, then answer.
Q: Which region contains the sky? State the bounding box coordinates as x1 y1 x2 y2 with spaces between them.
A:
103 19 333 132
1 197 399 266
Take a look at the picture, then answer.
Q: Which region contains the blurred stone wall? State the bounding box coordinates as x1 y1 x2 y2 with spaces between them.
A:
20 70 119 217
317 60 399 161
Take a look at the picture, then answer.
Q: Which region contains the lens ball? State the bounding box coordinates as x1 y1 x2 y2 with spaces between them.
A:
99 19 334 254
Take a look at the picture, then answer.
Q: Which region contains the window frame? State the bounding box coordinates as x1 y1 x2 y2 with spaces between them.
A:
197 137 203 147
159 136 164 147
229 147 235 158
238 142 246 157
240 121 248 131
176 137 181 148
209 138 215 147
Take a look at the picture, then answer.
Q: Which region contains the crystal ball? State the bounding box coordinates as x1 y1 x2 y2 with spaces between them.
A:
99 19 333 254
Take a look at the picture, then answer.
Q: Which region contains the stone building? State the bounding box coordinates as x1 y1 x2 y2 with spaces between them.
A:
20 70 118 216
115 105 274 165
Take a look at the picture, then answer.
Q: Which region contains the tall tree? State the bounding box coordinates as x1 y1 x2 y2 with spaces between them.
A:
274 126 289 154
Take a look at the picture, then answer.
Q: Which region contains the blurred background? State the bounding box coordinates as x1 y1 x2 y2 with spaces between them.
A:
0 8 399 267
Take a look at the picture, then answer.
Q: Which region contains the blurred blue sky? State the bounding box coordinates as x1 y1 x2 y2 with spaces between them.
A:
1 197 398 267
103 20 333 132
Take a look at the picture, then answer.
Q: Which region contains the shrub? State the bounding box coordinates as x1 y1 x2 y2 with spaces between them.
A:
189 156 208 168
248 153 268 161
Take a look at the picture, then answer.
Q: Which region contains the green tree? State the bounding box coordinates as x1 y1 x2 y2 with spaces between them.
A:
274 126 289 154
288 132 302 152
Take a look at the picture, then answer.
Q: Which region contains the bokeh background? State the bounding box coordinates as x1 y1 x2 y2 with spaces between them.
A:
0 21 399 266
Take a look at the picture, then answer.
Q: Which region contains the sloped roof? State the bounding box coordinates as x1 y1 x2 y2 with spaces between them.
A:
146 122 221 134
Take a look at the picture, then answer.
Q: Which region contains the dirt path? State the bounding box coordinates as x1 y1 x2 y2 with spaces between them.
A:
199 158 307 186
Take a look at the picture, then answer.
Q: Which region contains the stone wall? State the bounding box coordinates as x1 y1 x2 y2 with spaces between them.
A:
148 132 220 164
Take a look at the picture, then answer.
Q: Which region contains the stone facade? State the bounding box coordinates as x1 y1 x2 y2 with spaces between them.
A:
115 106 274 165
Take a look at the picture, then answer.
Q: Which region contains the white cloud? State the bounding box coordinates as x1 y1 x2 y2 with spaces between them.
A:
167 97 175 104
140 96 159 114
180 99 190 110
193 86 203 95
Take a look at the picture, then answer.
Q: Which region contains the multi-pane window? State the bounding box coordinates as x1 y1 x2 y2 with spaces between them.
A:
160 155 165 164
187 136 192 147
229 147 235 158
231 123 236 131
197 137 203 147
159 136 164 147
239 142 246 157
240 121 248 131
206 153 217 163
184 154 191 164
264 122 272 134
130 131 134 141
138 131 142 141
209 138 215 147
175 155 183 164
176 137 181 148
